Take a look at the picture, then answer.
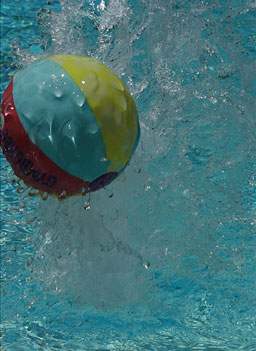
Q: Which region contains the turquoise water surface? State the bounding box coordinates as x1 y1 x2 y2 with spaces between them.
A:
1 0 256 350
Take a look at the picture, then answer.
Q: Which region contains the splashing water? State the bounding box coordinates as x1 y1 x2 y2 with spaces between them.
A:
1 0 256 349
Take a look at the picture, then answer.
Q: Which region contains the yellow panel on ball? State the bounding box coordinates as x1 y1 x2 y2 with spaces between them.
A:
48 55 139 173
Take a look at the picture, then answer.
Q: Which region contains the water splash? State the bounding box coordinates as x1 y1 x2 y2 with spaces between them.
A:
6 0 256 301
30 192 152 309
2 0 256 347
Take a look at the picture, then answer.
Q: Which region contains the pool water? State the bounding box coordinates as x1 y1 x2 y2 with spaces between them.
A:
1 0 256 350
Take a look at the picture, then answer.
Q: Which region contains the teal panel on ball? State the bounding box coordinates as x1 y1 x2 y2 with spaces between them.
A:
12 59 108 182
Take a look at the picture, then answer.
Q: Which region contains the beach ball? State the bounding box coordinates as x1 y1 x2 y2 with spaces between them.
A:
0 54 140 199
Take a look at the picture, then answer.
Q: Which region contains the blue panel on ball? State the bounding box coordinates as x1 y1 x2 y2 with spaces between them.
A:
12 59 108 182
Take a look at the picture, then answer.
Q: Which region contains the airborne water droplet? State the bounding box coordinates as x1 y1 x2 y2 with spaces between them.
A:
29 188 40 197
84 202 91 211
104 186 114 198
100 157 108 163
82 186 89 196
143 262 150 270
59 190 67 200
17 186 26 194
42 192 49 201
82 189 91 210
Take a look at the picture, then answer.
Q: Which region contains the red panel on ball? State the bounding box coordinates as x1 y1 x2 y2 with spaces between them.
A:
1 78 91 197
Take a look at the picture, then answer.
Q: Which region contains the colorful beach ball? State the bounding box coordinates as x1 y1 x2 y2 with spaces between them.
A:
0 54 140 199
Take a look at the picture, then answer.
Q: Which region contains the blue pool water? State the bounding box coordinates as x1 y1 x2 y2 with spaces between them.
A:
1 0 256 350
